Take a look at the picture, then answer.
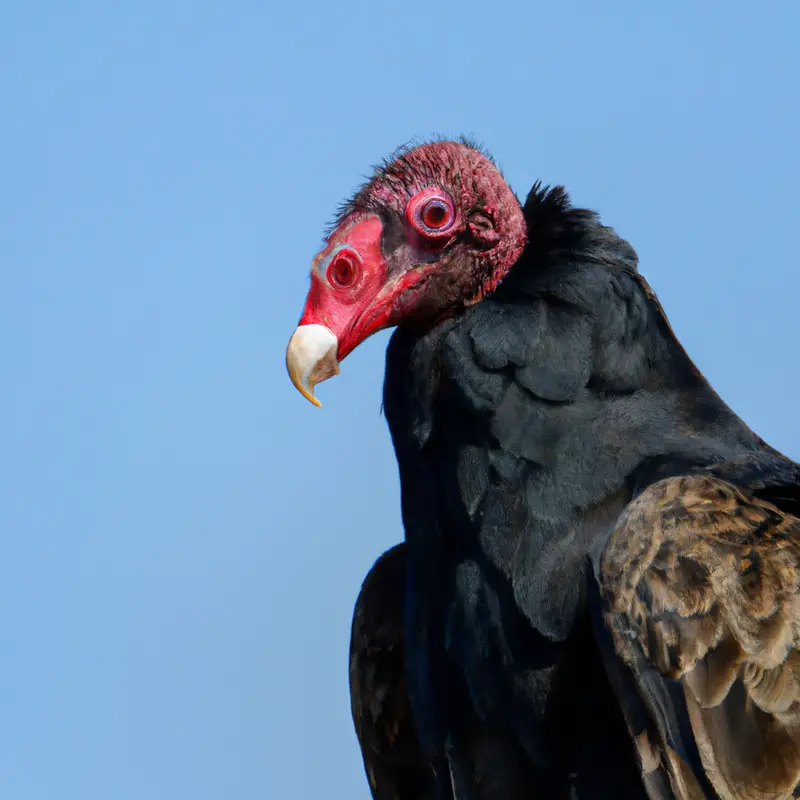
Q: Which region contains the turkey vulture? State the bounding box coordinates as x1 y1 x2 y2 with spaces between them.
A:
286 139 800 799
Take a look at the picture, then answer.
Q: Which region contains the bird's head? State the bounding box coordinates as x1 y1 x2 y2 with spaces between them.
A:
286 140 528 405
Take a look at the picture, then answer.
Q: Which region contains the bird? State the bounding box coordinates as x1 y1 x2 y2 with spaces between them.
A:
285 139 800 799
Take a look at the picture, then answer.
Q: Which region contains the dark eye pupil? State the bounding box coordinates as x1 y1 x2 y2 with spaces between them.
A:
423 202 447 227
329 254 357 287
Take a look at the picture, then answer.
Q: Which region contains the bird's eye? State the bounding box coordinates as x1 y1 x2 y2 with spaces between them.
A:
407 189 456 239
326 249 361 289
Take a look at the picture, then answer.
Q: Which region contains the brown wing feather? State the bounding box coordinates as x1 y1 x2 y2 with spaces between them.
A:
600 474 800 800
349 543 432 800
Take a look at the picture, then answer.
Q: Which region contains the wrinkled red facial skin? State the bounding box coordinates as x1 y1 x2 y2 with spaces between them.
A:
298 215 415 360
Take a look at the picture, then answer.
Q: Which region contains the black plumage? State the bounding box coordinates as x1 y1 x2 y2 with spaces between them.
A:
349 544 432 800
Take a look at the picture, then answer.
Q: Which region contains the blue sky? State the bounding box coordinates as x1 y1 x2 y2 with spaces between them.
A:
3 2 799 798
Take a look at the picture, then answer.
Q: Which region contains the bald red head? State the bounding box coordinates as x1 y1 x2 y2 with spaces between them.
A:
287 140 527 405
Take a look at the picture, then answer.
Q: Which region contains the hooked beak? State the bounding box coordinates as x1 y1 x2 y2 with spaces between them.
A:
285 324 340 407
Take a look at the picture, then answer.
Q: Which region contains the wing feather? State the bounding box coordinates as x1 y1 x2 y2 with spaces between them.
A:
598 474 800 799
349 544 433 800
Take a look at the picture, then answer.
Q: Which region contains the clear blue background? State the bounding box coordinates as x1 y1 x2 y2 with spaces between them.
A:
4 2 799 798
